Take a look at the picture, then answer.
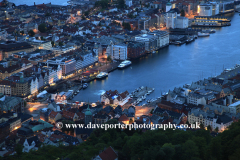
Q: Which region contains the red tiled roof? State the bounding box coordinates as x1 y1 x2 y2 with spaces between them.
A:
49 111 59 119
62 110 76 120
118 115 129 122
99 146 118 160
77 112 85 120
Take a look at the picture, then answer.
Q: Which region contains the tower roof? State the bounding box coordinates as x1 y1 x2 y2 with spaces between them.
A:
85 102 92 116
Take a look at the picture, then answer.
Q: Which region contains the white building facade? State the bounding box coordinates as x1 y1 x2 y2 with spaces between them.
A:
113 44 128 60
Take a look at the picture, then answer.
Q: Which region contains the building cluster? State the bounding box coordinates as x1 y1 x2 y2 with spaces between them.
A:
156 65 240 132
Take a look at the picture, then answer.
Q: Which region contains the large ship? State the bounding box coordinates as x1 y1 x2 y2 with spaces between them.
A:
118 60 132 69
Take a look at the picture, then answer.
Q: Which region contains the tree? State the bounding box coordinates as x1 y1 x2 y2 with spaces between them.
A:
98 22 101 26
28 30 35 37
81 15 86 20
207 125 212 132
215 127 219 133
200 123 204 130
150 109 154 114
84 11 89 16
122 22 131 31
51 41 55 47
182 140 199 159
107 55 112 62
45 12 51 17
180 9 185 17
59 42 64 47
117 0 126 9
15 143 23 156
127 13 134 19
38 23 47 33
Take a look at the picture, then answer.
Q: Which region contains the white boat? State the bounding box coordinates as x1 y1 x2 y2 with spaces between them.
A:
198 32 210 37
139 98 142 102
118 60 132 69
141 86 144 90
152 88 155 91
77 90 80 93
142 96 146 100
96 72 108 79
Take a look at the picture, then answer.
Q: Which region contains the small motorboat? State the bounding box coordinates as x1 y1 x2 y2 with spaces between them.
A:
82 83 88 89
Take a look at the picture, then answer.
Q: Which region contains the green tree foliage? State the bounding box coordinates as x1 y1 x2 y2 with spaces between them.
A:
181 9 185 17
28 30 35 37
84 11 89 16
8 120 240 160
117 0 126 9
107 55 112 62
122 22 131 31
38 23 47 33
81 15 86 20
59 42 64 47
45 12 51 17
95 0 109 9
51 41 55 47
15 143 23 156
127 13 134 19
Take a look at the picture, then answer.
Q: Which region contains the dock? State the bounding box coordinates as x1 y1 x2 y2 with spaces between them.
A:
132 86 153 99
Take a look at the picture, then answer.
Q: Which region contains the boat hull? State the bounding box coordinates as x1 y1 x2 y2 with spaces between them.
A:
96 75 108 80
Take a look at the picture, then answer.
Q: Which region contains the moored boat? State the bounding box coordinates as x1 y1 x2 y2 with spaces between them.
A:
96 72 108 79
198 32 210 37
118 60 132 69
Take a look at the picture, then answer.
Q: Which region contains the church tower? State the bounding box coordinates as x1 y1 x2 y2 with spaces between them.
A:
84 102 92 125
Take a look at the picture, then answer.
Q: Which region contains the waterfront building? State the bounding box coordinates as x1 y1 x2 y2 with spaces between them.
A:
188 108 233 132
101 90 129 106
75 50 98 72
166 12 177 29
46 56 74 78
198 4 213 16
135 34 158 53
148 31 169 48
125 41 145 59
113 44 128 60
166 8 187 29
176 17 188 28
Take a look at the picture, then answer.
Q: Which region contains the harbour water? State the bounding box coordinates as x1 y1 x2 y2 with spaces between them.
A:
73 12 240 102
